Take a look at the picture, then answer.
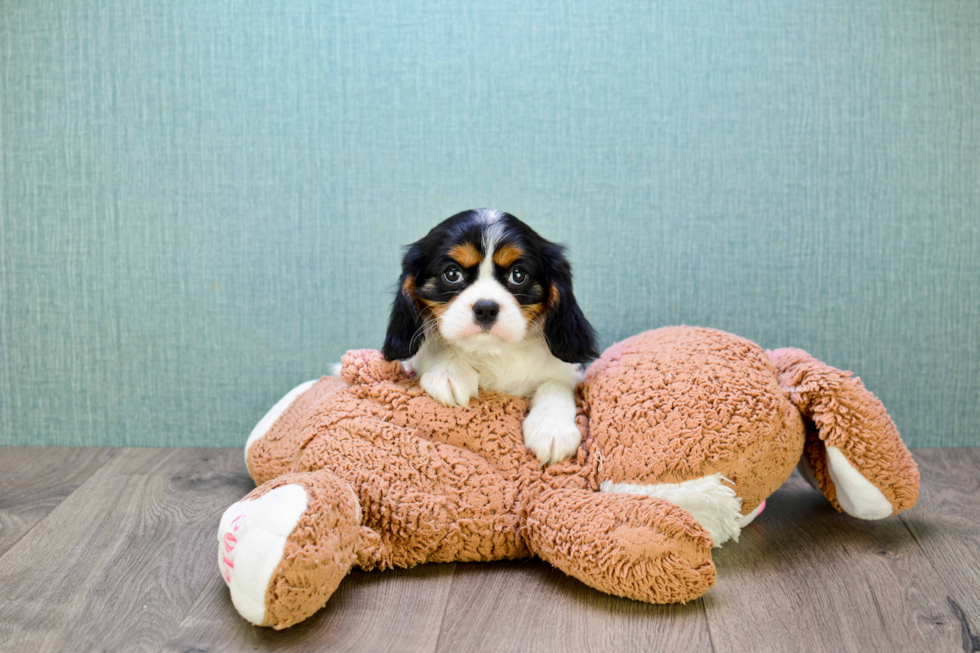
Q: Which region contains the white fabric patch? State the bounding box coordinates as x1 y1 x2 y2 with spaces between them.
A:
736 499 765 528
217 484 309 625
600 472 745 546
825 446 893 520
244 380 317 464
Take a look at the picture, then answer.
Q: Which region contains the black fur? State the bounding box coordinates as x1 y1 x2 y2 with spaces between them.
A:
539 242 599 364
381 270 425 361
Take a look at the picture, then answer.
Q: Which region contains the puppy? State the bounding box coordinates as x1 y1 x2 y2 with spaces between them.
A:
382 209 598 465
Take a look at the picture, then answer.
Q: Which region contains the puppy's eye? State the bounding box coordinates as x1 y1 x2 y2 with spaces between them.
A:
509 268 527 285
444 267 462 283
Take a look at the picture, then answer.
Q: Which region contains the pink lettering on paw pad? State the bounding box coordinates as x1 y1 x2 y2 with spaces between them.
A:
220 516 244 586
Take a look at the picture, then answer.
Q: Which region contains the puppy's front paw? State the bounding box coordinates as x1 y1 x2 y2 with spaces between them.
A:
420 362 479 407
522 404 582 465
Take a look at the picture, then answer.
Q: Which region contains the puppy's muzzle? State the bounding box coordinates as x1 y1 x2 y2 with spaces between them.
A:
472 300 500 329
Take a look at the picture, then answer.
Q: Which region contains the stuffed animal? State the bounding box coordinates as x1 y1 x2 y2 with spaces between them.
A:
217 326 918 630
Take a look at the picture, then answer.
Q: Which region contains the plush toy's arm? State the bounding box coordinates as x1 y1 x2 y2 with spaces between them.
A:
522 487 716 604
767 348 919 519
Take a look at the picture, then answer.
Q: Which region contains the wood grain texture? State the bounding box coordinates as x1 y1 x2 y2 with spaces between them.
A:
0 446 116 557
2 447 979 653
161 565 457 653
0 448 254 653
901 449 980 648
703 470 961 653
435 560 712 653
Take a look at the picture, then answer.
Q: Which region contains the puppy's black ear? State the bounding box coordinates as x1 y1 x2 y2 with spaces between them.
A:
382 272 425 361
543 245 598 364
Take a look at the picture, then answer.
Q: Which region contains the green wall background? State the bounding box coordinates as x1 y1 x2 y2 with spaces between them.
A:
1 0 978 447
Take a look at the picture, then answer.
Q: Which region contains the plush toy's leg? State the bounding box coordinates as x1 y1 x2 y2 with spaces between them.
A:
768 348 919 519
217 469 361 630
599 473 749 547
245 376 348 485
523 487 716 604
294 416 528 570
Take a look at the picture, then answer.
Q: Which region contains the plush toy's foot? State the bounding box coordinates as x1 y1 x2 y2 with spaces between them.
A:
737 499 765 527
525 488 716 604
217 471 362 629
218 484 309 625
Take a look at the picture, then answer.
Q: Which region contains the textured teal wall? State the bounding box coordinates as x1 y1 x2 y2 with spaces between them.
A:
1 0 978 447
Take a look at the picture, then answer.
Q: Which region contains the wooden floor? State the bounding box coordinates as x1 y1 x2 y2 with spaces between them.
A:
0 448 977 653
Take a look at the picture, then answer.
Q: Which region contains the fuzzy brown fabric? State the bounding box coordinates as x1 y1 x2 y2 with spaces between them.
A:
232 326 917 629
247 375 348 485
524 487 716 603
584 327 805 514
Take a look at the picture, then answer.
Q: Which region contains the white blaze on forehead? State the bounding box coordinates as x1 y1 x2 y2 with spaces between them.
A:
477 209 505 281
475 208 504 224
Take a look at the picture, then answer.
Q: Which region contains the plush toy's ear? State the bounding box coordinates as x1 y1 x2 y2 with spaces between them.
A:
382 272 425 361
767 347 919 518
543 245 598 364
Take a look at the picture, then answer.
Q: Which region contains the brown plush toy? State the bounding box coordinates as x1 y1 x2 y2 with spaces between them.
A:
217 326 919 629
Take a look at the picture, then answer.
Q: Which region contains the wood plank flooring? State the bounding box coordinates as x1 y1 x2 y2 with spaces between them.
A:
0 447 977 653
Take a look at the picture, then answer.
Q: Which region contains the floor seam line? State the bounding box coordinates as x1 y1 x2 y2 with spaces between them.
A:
430 562 459 653
700 595 719 653
155 576 219 653
0 447 120 567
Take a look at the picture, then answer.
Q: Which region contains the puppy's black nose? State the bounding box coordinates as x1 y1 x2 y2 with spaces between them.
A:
473 300 500 328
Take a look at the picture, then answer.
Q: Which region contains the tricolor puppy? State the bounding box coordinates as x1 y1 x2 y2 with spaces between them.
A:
382 209 598 465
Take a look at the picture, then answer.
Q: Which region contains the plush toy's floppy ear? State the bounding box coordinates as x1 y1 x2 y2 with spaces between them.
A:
543 245 598 364
767 347 919 519
382 272 425 361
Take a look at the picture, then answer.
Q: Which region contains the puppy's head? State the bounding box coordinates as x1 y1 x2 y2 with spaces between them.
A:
382 209 598 363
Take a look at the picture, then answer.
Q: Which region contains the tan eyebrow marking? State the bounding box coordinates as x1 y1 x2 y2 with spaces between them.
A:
449 242 482 268
492 243 524 268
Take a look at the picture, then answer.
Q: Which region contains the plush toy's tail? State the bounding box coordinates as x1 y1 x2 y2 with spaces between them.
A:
766 348 918 518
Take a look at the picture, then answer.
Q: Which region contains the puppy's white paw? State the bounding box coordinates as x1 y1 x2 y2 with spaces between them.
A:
420 361 479 407
522 404 582 465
